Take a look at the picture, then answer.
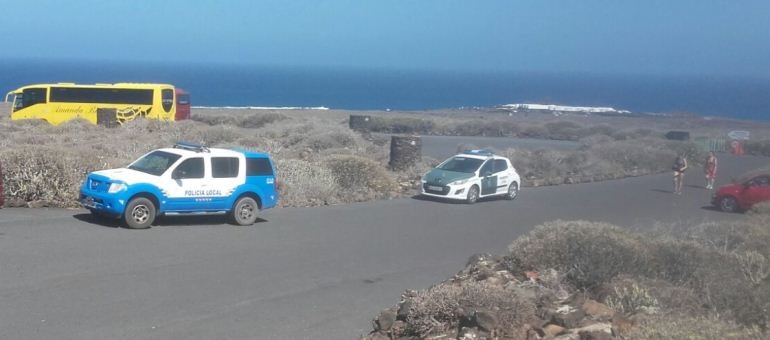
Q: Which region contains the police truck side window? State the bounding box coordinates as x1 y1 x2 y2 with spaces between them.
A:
246 158 273 176
173 158 205 179
212 157 239 178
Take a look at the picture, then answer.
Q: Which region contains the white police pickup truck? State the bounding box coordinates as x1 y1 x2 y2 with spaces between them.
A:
421 149 520 204
80 142 278 229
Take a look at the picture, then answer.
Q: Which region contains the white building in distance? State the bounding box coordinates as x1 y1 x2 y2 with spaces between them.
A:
500 103 631 115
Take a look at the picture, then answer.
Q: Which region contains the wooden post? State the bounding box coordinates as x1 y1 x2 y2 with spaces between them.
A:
349 115 372 131
389 135 422 170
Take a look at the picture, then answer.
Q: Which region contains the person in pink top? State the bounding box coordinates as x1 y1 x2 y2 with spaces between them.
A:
704 151 718 190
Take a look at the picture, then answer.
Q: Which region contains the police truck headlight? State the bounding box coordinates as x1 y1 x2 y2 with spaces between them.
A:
108 183 128 193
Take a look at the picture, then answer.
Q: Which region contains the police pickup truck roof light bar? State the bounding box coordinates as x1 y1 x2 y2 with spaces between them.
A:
462 149 494 157
174 141 210 153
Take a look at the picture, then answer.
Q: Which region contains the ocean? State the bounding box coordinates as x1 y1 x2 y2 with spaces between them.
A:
1 59 769 121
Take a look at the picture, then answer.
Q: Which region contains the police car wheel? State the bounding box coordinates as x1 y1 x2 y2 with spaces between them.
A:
466 185 479 204
505 182 519 200
124 197 156 229
232 197 258 226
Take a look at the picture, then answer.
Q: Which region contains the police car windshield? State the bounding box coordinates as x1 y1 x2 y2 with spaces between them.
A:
437 157 484 173
128 151 182 176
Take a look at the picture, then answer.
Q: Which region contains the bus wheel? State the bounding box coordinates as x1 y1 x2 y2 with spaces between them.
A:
124 197 155 229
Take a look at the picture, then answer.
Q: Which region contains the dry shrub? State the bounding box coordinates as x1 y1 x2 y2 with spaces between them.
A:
509 220 649 289
749 201 770 216
274 159 336 207
601 276 702 316
544 121 584 140
627 315 766 340
366 116 436 134
324 156 398 196
501 138 703 185
0 147 106 206
449 120 521 137
192 112 287 128
604 283 659 315
510 219 770 329
401 281 535 338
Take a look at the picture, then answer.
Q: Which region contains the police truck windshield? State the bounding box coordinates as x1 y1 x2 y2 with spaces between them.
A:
128 151 182 176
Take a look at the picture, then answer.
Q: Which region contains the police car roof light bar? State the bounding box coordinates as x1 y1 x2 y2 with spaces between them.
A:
174 141 210 153
462 149 494 157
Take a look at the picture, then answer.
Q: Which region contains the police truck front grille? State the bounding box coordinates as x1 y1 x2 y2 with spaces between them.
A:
89 178 108 192
423 183 449 195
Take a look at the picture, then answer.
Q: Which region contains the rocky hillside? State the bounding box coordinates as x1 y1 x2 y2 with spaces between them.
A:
361 217 770 340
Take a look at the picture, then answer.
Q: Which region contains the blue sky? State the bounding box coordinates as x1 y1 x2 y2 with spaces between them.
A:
3 0 770 76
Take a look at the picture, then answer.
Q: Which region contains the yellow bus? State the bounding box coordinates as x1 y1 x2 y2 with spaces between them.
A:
4 83 191 125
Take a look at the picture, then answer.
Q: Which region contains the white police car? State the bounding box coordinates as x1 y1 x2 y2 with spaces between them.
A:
421 149 520 204
80 142 278 229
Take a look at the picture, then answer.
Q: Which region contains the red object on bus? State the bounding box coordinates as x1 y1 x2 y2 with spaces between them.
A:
175 88 191 120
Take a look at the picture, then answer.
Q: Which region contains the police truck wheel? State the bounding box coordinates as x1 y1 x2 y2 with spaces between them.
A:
231 197 259 225
466 185 480 204
123 197 155 229
505 182 519 200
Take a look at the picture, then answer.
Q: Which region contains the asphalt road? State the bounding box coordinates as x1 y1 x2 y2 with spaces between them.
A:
0 154 768 340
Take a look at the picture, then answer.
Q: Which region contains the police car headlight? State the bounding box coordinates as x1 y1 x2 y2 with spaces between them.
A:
450 179 470 186
108 183 128 193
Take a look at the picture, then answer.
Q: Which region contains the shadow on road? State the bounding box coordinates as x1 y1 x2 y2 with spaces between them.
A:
700 205 727 213
73 213 268 229
650 188 673 194
411 194 498 204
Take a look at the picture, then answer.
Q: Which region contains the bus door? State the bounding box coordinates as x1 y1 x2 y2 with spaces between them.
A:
175 88 190 120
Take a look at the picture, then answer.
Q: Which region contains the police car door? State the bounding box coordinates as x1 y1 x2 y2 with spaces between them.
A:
493 159 510 194
479 160 497 196
208 156 244 210
166 156 212 211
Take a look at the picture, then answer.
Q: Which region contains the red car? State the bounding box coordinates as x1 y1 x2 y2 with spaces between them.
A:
712 173 770 212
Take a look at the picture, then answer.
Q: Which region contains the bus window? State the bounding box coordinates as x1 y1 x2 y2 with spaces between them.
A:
12 94 23 112
21 88 47 110
162 89 173 112
50 87 153 104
